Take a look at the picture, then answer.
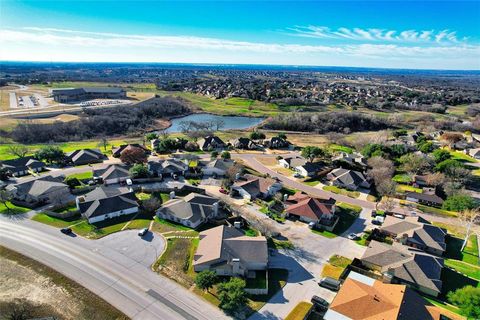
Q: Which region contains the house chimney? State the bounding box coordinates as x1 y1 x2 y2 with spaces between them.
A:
234 221 242 228
213 202 219 216
232 258 241 275
283 194 288 202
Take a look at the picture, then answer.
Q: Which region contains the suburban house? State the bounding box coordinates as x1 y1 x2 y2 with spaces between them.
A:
65 149 107 166
1 156 46 177
193 225 268 277
332 152 367 167
76 186 138 224
93 164 130 185
327 168 370 190
147 159 188 178
295 162 324 178
157 193 220 229
6 176 70 206
112 144 150 158
231 174 282 201
202 159 235 177
198 136 226 151
468 148 480 159
361 240 444 297
380 216 447 256
51 87 126 103
231 137 260 150
284 192 337 229
263 136 289 149
278 156 306 169
324 271 460 320
405 191 444 207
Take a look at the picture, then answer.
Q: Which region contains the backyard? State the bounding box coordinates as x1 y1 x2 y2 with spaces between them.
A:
0 201 30 215
312 202 362 238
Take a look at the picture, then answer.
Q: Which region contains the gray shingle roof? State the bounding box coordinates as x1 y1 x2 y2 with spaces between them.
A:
158 193 218 225
78 186 138 219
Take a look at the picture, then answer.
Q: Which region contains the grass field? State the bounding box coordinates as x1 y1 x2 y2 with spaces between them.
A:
392 173 412 184
396 184 422 194
66 171 93 181
321 255 352 280
0 201 30 215
0 138 141 161
323 185 360 198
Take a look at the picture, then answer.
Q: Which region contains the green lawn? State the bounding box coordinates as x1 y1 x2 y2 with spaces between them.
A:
328 144 353 154
445 234 479 265
53 203 78 214
151 216 194 233
445 259 480 281
323 185 360 198
440 267 479 298
415 203 458 218
0 201 30 215
66 171 93 181
422 296 464 318
396 184 422 194
448 150 477 163
303 177 322 186
392 173 412 184
245 270 267 289
313 203 360 238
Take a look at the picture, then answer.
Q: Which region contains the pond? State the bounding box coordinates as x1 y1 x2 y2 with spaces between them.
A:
165 113 265 133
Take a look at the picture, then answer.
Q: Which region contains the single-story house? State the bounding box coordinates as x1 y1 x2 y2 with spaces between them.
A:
332 152 367 167
93 164 130 185
112 144 150 158
361 240 444 297
405 191 444 207
231 137 260 150
327 168 370 190
468 148 480 159
6 175 70 206
198 136 226 151
323 271 460 320
76 186 138 224
380 216 447 256
231 174 282 201
193 225 268 277
263 137 289 149
147 159 188 178
157 193 220 229
65 149 107 166
295 162 324 177
202 159 235 177
1 156 46 177
278 156 306 169
284 192 337 228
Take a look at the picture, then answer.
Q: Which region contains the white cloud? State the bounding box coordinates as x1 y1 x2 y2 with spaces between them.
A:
0 27 479 69
287 26 462 44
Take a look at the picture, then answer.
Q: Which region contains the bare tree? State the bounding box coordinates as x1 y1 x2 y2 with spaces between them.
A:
213 119 225 131
458 209 480 251
424 172 445 187
143 196 162 213
97 136 109 152
7 145 29 158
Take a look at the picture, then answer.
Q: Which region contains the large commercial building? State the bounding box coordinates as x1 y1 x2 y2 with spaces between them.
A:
51 87 127 102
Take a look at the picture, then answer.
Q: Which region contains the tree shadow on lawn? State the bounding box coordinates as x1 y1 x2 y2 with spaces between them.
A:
445 236 465 261
440 267 479 299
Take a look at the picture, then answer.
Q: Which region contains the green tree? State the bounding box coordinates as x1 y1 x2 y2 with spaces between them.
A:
392 129 407 138
447 286 480 319
34 146 65 165
64 176 81 189
0 189 12 213
277 132 287 140
221 151 231 160
442 194 477 212
301 146 325 162
129 164 149 178
435 159 463 173
217 278 247 312
432 149 451 163
417 141 436 153
194 270 218 293
145 132 158 141
361 144 385 158
249 131 266 140
211 151 219 159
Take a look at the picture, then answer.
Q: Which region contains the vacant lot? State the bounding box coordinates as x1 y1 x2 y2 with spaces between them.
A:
0 246 126 320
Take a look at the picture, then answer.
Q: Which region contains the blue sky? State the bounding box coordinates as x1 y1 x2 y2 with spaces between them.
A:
1 1 479 69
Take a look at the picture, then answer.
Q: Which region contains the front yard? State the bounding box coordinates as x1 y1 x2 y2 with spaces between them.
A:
0 201 30 215
312 202 361 238
321 255 352 280
322 185 360 198
285 302 313 320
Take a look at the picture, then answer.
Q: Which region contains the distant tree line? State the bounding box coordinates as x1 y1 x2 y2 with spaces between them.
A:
11 97 191 143
262 112 391 134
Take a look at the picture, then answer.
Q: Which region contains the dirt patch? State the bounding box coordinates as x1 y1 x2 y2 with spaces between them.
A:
0 246 127 320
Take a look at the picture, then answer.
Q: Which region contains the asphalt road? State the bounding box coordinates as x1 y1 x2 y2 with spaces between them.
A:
0 215 229 320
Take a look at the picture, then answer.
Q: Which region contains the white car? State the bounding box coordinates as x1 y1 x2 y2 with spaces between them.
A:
138 228 148 237
347 233 358 240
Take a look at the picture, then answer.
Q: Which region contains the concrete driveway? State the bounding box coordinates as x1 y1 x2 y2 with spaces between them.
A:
94 229 165 268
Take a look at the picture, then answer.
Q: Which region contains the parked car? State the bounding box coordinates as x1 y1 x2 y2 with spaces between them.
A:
347 233 358 240
293 173 303 178
311 295 329 311
219 188 228 194
60 228 72 235
138 228 148 237
372 219 382 226
308 221 316 229
393 213 405 219
318 277 341 291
